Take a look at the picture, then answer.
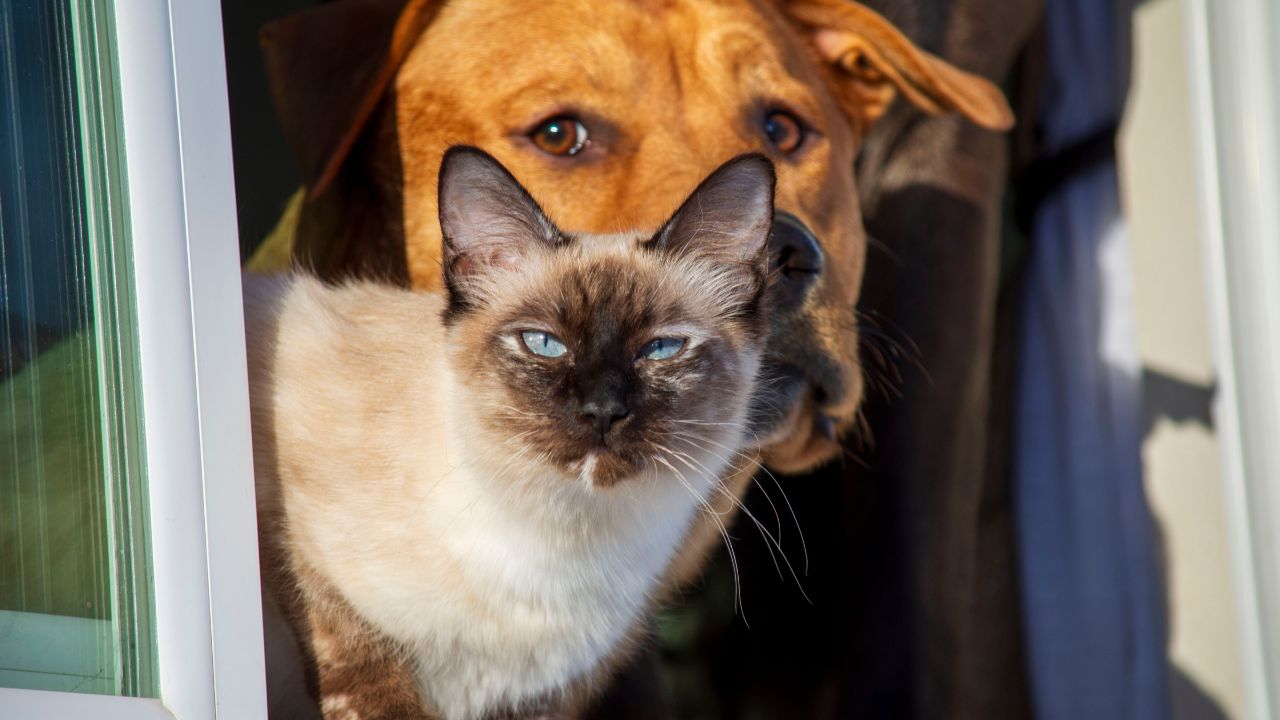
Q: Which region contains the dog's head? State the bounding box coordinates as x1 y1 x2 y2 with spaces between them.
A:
261 0 1011 473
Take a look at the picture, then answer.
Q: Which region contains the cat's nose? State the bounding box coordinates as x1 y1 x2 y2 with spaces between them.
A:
581 398 629 437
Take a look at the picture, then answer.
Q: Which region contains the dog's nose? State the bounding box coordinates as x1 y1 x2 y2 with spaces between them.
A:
581 398 629 437
769 210 824 309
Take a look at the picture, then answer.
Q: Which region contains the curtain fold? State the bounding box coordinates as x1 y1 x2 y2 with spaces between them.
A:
1015 0 1170 717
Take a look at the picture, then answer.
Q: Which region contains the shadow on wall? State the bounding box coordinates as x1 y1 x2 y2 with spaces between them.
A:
1171 664 1230 720
1141 366 1214 439
1143 366 1229 720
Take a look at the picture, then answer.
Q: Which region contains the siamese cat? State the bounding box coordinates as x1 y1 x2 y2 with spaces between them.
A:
245 147 775 720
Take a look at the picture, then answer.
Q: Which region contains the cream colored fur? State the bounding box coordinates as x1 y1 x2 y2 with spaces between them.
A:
245 269 759 719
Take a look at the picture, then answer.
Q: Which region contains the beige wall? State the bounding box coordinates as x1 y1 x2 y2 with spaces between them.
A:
1119 0 1245 717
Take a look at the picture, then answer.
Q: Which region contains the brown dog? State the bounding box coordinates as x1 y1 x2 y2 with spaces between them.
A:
261 0 1010 470
256 0 1012 716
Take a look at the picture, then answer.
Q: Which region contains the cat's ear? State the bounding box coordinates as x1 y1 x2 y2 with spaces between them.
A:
652 154 775 275
438 146 560 308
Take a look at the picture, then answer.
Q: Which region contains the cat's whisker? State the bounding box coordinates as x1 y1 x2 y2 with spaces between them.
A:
662 447 786 582
712 458 791 574
673 445 807 601
666 440 787 556
670 427 811 577
752 460 809 577
662 431 812 601
495 404 548 419
488 434 540 479
649 445 745 619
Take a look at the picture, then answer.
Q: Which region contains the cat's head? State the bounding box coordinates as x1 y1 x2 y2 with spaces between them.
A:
438 147 774 488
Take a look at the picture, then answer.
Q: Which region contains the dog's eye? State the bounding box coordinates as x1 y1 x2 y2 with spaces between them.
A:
764 111 805 154
530 116 589 156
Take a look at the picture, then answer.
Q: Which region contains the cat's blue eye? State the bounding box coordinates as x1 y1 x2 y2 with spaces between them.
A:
521 330 568 358
639 337 686 361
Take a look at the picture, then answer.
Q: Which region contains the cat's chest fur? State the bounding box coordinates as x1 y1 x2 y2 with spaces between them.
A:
250 275 731 719
286 408 710 720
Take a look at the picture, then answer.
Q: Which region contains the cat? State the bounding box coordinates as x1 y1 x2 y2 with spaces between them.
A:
244 146 775 720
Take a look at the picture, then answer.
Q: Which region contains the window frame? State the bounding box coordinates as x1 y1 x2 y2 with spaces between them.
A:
7 0 1275 718
1186 0 1280 717
0 0 267 717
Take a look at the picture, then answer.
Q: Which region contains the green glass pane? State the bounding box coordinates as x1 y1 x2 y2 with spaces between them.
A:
0 0 153 697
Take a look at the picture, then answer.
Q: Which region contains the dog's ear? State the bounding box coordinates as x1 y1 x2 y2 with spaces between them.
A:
783 0 1013 133
437 147 561 311
260 0 440 197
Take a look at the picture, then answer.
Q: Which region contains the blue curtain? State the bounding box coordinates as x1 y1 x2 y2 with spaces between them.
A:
1015 0 1170 717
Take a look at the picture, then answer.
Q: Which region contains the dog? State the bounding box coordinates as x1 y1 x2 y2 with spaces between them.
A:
260 0 1009 470
253 0 1016 715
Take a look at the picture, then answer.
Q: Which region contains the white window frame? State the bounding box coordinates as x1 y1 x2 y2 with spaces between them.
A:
6 1 1280 719
1186 0 1280 718
0 0 267 717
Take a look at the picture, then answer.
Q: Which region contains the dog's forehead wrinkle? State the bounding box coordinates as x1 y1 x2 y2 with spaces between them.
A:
463 10 686 114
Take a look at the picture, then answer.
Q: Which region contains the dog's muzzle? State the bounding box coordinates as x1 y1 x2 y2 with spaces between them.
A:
768 210 823 310
747 211 832 444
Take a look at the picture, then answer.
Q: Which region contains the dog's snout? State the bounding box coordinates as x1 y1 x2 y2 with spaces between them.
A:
769 211 823 308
